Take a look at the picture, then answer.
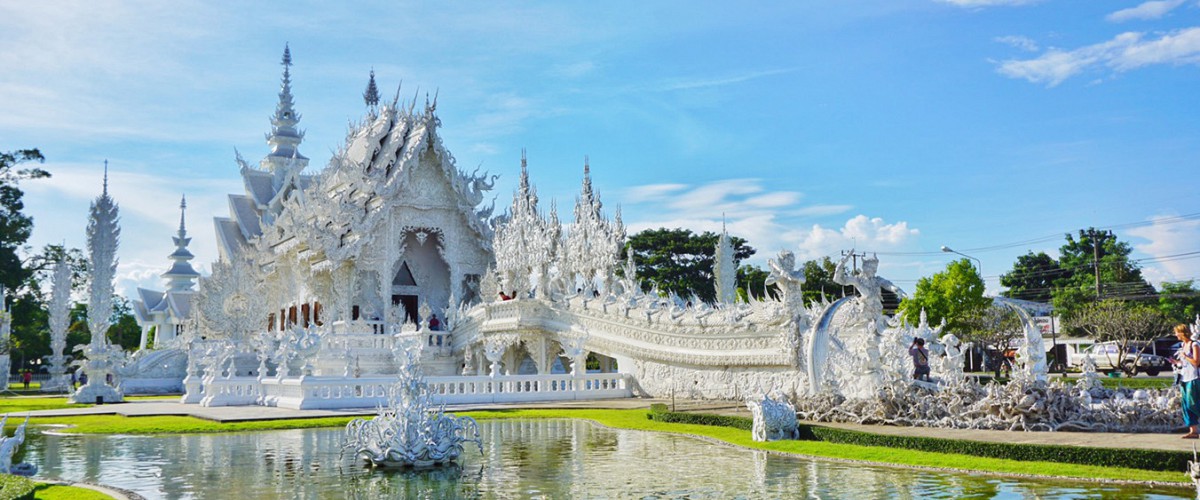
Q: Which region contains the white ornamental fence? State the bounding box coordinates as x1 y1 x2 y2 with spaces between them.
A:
195 372 632 409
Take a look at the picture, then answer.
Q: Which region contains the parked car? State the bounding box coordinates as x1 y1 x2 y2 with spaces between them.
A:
1068 341 1171 376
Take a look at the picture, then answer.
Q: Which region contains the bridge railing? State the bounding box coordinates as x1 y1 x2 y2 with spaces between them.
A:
195 372 632 409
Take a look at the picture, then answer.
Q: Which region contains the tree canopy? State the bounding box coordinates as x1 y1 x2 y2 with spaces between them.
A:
1052 228 1153 320
999 251 1067 303
898 258 990 334
624 228 755 303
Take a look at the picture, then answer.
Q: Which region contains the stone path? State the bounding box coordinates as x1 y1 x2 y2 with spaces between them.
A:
10 397 1197 453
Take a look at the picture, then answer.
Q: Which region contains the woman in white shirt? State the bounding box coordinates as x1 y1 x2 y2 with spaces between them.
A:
1172 324 1200 439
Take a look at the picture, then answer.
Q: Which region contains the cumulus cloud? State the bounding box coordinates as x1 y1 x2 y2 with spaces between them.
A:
997 27 1200 86
785 215 920 261
620 179 919 266
1127 214 1200 285
1107 0 1186 22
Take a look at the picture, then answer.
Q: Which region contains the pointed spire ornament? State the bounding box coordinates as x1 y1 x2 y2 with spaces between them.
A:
263 44 307 171
164 194 200 292
363 69 380 108
72 161 124 403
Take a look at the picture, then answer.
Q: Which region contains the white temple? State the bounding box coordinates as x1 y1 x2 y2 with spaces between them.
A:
116 46 1053 411
132 196 199 350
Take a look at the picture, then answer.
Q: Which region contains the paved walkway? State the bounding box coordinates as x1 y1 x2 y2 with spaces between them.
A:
10 397 1196 453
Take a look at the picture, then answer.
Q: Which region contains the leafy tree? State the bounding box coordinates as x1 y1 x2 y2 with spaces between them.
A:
624 228 755 303
107 296 141 351
0 149 50 291
1052 228 1154 322
898 258 991 334
1067 299 1171 375
1000 251 1068 303
959 305 1023 377
736 264 777 302
800 257 848 306
1158 280 1200 324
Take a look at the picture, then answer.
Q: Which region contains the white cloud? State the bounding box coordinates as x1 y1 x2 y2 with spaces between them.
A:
620 179 918 266
24 162 236 299
650 69 795 92
785 215 920 261
939 0 1039 7
1127 215 1200 285
995 35 1040 52
1107 0 1186 22
997 27 1200 86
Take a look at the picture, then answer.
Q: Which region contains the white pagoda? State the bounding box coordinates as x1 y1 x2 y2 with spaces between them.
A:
131 196 199 349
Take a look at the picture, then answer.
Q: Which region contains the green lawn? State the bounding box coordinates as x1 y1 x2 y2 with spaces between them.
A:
21 408 1190 485
33 483 115 500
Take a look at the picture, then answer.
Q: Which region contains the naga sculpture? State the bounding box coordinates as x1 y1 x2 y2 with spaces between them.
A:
344 339 482 468
0 416 35 476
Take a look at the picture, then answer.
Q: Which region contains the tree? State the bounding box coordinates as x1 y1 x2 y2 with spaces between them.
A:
960 305 1023 377
898 258 991 334
800 257 848 306
736 264 777 302
0 149 50 291
1053 228 1154 321
107 296 141 351
1000 251 1068 303
1158 281 1200 324
1067 299 1171 375
624 228 755 303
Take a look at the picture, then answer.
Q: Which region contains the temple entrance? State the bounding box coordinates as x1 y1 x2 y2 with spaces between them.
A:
391 294 419 324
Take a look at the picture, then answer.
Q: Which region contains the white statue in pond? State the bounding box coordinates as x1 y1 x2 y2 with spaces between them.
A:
344 339 482 468
0 416 35 476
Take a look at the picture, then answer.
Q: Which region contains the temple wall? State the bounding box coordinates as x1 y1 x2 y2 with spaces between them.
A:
629 358 806 401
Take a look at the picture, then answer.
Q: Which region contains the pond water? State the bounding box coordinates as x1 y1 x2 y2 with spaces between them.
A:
20 419 1191 499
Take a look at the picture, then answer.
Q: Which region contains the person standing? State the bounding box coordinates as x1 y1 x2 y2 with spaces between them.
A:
20 370 31 390
909 338 931 382
1172 324 1200 439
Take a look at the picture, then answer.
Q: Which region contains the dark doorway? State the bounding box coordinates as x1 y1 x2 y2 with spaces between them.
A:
392 294 419 324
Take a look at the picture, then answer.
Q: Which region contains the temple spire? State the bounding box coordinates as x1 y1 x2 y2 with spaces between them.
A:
102 159 109 196
262 43 308 172
163 193 199 292
363 68 380 108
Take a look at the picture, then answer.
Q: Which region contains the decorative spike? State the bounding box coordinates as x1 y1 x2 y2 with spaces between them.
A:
178 194 187 233
282 43 292 67
363 69 380 108
392 80 403 109
102 160 109 195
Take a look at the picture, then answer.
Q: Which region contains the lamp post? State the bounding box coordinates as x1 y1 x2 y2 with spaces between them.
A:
941 245 984 373
940 245 981 274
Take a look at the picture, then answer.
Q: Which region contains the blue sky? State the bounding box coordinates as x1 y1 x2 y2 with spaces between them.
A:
1 0 1197 299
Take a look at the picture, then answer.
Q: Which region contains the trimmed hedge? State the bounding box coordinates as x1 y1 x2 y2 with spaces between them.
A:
647 409 1189 472
0 474 34 500
646 408 752 431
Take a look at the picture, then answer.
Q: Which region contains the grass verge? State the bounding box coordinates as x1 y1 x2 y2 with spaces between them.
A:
32 483 114 500
19 408 1190 485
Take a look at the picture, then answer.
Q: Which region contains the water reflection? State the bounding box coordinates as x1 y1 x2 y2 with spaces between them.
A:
18 420 1192 499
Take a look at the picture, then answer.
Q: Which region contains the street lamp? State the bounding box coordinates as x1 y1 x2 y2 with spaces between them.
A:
940 245 981 274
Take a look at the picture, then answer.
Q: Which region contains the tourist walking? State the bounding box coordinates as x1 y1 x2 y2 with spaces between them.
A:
909 338 931 382
1172 324 1200 439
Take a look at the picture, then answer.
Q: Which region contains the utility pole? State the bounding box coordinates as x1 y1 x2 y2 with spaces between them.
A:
1086 228 1108 298
840 250 866 296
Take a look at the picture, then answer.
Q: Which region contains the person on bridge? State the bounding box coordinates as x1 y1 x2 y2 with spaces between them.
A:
908 338 931 382
1172 324 1200 439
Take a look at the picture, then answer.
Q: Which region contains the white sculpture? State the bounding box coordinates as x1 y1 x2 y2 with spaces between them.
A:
714 225 736 305
71 165 125 404
0 416 35 476
44 259 72 392
344 339 482 468
746 393 799 442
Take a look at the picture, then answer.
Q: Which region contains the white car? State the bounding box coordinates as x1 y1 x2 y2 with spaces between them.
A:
1069 342 1170 376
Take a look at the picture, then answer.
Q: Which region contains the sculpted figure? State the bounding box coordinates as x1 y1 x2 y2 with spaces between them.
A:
833 253 905 333
766 250 806 313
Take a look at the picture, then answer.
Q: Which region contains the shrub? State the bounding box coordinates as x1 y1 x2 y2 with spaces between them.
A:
0 474 35 500
646 410 1188 471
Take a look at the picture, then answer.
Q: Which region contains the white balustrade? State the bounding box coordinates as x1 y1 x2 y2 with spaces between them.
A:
198 373 632 409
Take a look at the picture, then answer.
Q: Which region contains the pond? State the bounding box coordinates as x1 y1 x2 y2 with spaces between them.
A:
21 419 1191 499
